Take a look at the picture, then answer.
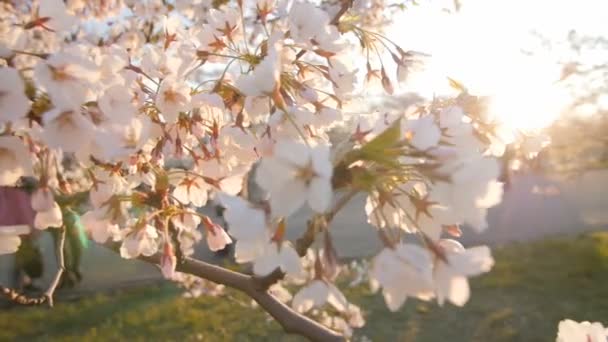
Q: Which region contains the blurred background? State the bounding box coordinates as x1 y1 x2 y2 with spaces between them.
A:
1 0 607 341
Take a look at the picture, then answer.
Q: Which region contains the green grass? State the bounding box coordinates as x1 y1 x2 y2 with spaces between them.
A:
2 232 608 341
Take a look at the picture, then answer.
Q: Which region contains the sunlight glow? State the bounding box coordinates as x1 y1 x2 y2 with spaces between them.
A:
386 0 608 132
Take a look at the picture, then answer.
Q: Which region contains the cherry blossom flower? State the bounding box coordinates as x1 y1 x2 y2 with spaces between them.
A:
216 193 270 262
256 140 333 217
403 115 441 151
39 0 78 32
34 52 99 110
160 241 177 279
433 239 494 306
172 176 209 207
369 244 434 311
329 57 358 100
41 108 96 153
253 241 303 278
201 216 232 252
156 76 192 123
81 209 121 243
171 212 203 257
292 279 349 313
288 2 329 44
557 319 608 342
0 67 30 124
120 223 159 259
98 84 137 124
89 171 128 208
0 136 33 186
236 43 281 97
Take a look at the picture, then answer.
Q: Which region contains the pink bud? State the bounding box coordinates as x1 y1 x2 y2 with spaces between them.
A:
160 242 177 279
203 217 232 252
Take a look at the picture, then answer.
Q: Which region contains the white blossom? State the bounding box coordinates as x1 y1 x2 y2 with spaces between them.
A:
236 43 281 97
403 115 441 150
0 68 30 124
172 176 209 207
433 239 494 306
253 241 302 278
156 76 191 123
81 209 121 243
369 244 434 311
34 52 99 109
41 108 96 153
292 279 349 313
39 0 77 32
120 224 159 259
205 221 232 252
256 141 333 217
557 319 608 342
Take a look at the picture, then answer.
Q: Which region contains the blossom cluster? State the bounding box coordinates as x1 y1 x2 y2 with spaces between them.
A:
0 0 532 335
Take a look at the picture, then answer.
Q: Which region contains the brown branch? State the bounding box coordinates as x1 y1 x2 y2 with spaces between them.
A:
105 243 344 342
0 227 66 307
252 268 285 291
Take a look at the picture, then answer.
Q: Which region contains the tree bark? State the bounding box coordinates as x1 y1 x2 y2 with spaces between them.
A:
128 251 345 342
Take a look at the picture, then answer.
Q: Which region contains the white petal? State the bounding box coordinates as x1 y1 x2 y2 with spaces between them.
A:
253 245 280 276
279 243 302 277
383 285 408 312
189 185 208 207
120 233 141 259
207 226 232 251
274 140 310 168
447 276 470 307
269 180 307 217
172 184 190 204
307 177 332 213
326 283 348 312
310 144 333 178
234 239 266 263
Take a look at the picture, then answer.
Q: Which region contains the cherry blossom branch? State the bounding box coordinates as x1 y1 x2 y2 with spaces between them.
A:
0 227 66 307
105 243 344 342
252 268 285 291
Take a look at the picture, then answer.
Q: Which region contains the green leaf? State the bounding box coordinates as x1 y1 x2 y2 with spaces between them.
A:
361 118 402 155
447 77 467 93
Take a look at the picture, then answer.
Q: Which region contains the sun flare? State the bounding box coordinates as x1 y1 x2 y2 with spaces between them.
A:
385 0 607 133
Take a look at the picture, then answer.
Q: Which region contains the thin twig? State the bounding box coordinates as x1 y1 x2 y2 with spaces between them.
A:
45 227 66 307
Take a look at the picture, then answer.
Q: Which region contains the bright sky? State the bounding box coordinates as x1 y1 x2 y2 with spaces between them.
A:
385 0 608 132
